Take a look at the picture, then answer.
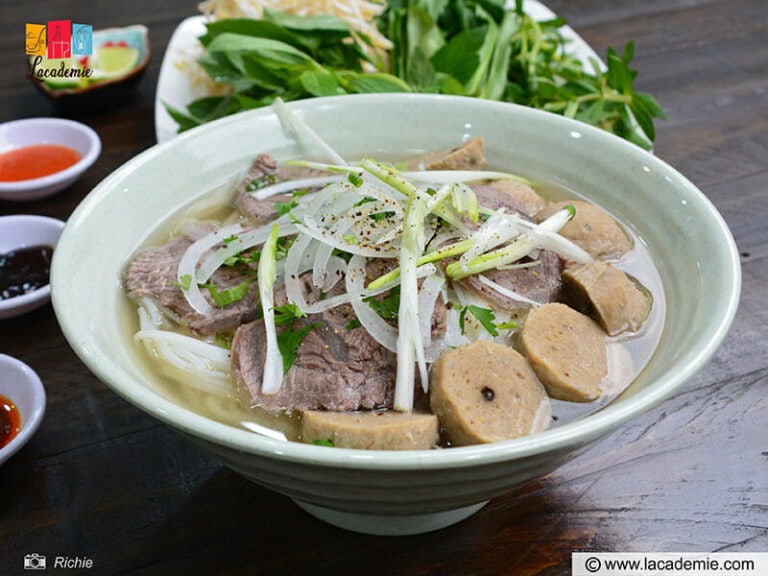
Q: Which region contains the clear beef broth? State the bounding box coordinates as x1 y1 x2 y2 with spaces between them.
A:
123 167 665 444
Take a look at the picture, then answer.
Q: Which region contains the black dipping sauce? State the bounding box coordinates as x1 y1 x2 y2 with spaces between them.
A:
0 244 53 300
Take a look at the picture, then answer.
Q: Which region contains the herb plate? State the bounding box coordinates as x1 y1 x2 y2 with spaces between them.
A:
153 1 604 144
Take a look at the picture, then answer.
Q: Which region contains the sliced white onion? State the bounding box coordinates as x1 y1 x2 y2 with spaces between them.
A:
312 240 335 289
476 273 542 307
321 255 347 293
401 170 532 186
417 274 445 348
195 221 299 284
297 216 401 258
177 223 244 315
459 209 513 265
346 255 398 352
284 232 314 313
251 175 343 201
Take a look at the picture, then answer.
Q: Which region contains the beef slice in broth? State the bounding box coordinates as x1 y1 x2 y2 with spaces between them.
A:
470 179 548 218
563 260 652 335
462 249 564 310
430 340 551 446
519 302 607 402
300 411 439 450
234 153 331 225
231 272 397 412
406 137 486 170
537 200 631 260
125 230 260 336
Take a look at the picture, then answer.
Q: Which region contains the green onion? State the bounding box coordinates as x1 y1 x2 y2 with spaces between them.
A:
446 206 575 280
258 223 284 395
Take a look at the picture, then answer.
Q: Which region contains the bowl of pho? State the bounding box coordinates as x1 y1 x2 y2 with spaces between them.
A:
51 94 740 535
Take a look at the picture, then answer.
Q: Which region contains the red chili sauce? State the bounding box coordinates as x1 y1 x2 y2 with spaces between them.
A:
0 144 81 182
1 394 21 448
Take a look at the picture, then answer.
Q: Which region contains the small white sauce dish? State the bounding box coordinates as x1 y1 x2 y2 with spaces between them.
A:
0 354 46 466
0 215 65 319
0 117 101 202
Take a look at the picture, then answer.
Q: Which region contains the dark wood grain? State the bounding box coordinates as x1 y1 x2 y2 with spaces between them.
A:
1 1 766 575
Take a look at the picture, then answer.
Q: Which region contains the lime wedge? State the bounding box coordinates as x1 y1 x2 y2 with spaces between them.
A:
31 58 88 90
90 46 139 82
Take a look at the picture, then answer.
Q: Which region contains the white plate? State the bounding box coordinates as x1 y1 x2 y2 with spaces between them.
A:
154 1 604 143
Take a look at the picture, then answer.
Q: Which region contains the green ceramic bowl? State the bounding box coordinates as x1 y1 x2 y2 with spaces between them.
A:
51 94 740 535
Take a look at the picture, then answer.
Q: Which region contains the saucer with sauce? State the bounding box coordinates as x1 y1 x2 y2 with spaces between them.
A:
0 215 65 319
0 354 46 466
0 117 100 201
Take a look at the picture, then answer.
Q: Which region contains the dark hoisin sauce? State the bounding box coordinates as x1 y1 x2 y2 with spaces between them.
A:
0 244 53 300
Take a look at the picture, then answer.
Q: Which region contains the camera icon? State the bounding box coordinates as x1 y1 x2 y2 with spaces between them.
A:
23 553 47 570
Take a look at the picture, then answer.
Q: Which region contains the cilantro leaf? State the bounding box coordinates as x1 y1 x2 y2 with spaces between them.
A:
204 279 251 308
312 438 335 447
277 322 322 375
364 287 400 320
173 274 193 291
273 302 306 325
459 304 499 336
274 199 299 216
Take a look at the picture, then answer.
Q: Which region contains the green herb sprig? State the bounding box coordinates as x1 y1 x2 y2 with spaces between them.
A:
166 0 666 148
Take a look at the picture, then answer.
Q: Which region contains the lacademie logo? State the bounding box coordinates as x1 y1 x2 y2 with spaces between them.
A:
26 20 95 83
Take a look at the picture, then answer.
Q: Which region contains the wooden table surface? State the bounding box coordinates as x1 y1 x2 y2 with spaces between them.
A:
1 1 766 574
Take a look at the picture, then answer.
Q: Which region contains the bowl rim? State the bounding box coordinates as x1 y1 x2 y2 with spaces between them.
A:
0 214 65 317
52 93 742 470
0 354 46 466
0 118 101 193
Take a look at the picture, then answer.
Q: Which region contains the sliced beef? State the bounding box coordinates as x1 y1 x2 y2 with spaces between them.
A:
364 257 447 342
406 137 486 171
519 302 607 402
300 410 439 450
234 154 332 225
430 340 551 446
563 260 652 335
470 179 547 218
231 273 397 413
461 249 564 311
537 200 631 260
125 230 260 336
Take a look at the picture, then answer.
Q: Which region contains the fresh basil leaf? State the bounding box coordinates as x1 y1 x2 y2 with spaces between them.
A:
299 69 343 97
431 26 488 88
263 9 350 33
163 103 201 133
200 19 303 49
339 72 412 93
